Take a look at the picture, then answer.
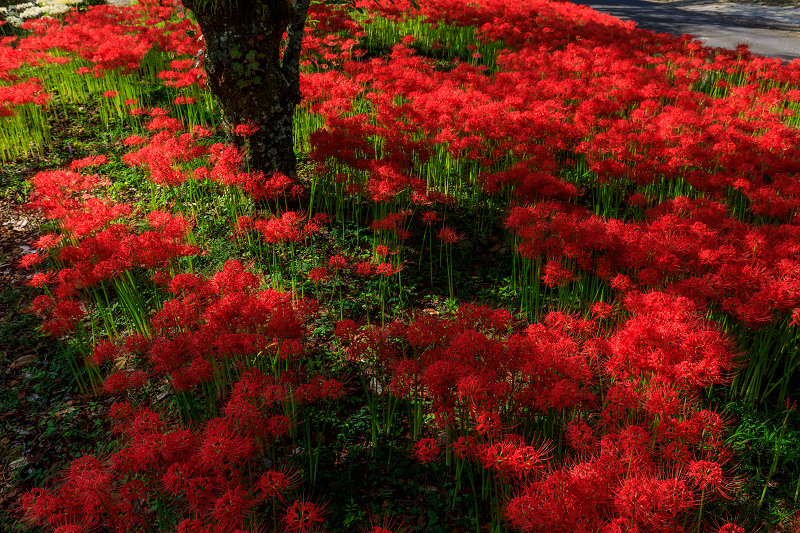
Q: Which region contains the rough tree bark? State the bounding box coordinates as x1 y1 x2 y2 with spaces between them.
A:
178 0 312 178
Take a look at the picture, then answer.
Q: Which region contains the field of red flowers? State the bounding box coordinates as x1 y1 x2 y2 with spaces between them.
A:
1 0 800 531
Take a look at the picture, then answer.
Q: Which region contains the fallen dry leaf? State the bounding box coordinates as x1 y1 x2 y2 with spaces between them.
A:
10 353 36 370
54 407 76 419
12 217 29 231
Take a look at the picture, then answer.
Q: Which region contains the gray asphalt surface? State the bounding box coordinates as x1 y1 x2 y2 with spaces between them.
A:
569 0 800 61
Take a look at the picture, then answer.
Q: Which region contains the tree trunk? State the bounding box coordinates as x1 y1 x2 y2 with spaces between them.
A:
180 0 310 178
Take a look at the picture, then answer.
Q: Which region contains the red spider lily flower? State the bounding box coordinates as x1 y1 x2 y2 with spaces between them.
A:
628 193 648 207
451 435 476 460
334 319 358 343
328 254 347 270
102 90 118 98
265 414 293 439
405 313 451 347
375 262 398 277
355 262 373 276
174 519 211 533
123 135 147 147
126 371 147 391
504 489 541 531
500 439 549 480
456 303 512 332
158 67 206 89
41 300 85 337
28 294 56 317
307 267 329 283
192 125 212 138
276 335 304 360
18 488 61 529
320 377 345 400
375 244 392 257
715 523 746 533
228 171 297 200
541 260 577 288
371 210 410 233
474 411 503 437
345 183 363 195
91 340 117 366
254 211 308 244
102 371 129 394
212 484 254 530
456 373 496 409
172 357 214 392
17 252 45 269
294 376 344 403
283 499 326 532
145 116 184 132
600 518 637 533
198 418 256 472
60 455 115 525
70 155 108 170
613 476 694 528
476 438 517 475
31 234 62 250
438 226 462 244
53 524 82 533
256 467 301 502
565 419 596 454
364 516 410 533
790 308 800 328
26 271 55 288
610 274 634 292
171 59 195 70
686 459 735 499
0 78 50 116
233 122 260 136
123 334 149 356
608 292 736 389
234 215 253 235
414 437 440 463
388 359 421 397
103 370 146 395
591 302 614 320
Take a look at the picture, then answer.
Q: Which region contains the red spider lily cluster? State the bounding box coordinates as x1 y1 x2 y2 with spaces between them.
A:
0 0 366 160
505 196 800 327
335 298 737 531
8 0 800 531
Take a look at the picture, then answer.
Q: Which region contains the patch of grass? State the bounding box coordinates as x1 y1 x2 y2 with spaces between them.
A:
0 287 112 533
702 399 800 529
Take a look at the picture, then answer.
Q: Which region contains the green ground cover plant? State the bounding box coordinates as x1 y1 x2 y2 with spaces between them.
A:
0 0 799 532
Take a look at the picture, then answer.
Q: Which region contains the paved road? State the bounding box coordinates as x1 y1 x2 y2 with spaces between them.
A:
570 0 800 61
